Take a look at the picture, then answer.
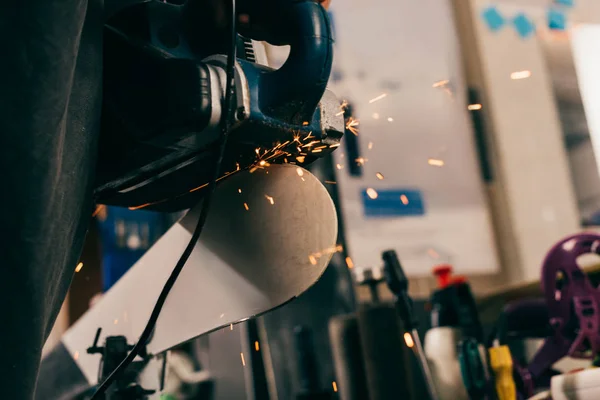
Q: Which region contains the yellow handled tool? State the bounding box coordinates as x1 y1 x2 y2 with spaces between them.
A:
489 345 516 400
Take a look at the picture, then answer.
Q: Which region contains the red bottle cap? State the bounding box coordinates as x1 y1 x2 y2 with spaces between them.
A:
452 276 468 285
433 264 453 288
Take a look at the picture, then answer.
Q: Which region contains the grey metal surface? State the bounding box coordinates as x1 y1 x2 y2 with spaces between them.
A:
55 164 338 393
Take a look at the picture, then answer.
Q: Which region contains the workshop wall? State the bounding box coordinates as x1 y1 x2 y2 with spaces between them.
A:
327 0 500 281
452 0 582 284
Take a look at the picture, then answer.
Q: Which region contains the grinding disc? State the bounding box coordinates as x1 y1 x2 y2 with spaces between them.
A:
56 164 338 386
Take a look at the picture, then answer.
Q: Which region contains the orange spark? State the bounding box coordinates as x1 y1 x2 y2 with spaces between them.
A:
265 195 275 205
468 104 482 111
255 341 260 351
511 70 531 80
346 117 360 136
345 257 354 269
244 203 249 210
404 332 415 348
92 205 105 217
369 93 387 104
400 195 409 205
332 382 338 392
428 248 440 259
368 142 373 150
241 353 246 366
428 158 445 167
376 172 384 180
366 188 378 199
336 164 343 170
75 262 84 273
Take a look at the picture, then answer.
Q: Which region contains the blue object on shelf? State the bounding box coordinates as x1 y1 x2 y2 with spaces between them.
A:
554 0 574 8
361 189 425 218
513 13 536 38
548 7 567 30
482 6 506 32
98 206 169 291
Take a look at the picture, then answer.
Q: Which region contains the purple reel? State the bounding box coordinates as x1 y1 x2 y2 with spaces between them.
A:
540 233 600 359
515 233 600 397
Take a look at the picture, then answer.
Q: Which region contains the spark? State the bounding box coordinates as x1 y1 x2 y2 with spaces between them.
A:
255 341 260 351
220 313 225 318
432 79 450 88
244 203 249 210
368 142 373 150
75 262 84 273
114 319 119 325
238 188 242 193
92 205 105 217
74 351 80 360
366 188 378 199
372 113 380 120
301 177 305 181
297 168 304 176
404 332 415 348
355 157 368 166
128 132 333 211
376 172 384 180
387 117 394 122
325 180 337 184
468 103 482 111
302 140 321 148
129 203 151 211
369 93 387 104
346 117 360 136
265 195 275 205
308 246 344 266
330 143 340 148
241 353 246 366
400 195 409 205
511 70 531 80
230 324 233 331
345 257 354 269
428 248 440 259
303 121 309 126
428 158 445 167
336 163 343 170
332 381 339 392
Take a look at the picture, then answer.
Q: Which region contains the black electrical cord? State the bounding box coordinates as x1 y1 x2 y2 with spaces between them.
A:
90 1 238 397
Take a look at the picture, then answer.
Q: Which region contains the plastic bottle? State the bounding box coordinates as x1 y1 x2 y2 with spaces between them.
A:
424 265 481 400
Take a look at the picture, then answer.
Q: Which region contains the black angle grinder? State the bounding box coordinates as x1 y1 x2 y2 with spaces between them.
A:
96 0 344 211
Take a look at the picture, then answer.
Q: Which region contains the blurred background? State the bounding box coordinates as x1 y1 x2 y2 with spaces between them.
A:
45 0 600 399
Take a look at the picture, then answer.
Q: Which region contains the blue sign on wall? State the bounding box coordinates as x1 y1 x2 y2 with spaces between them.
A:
98 207 172 291
361 189 425 218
